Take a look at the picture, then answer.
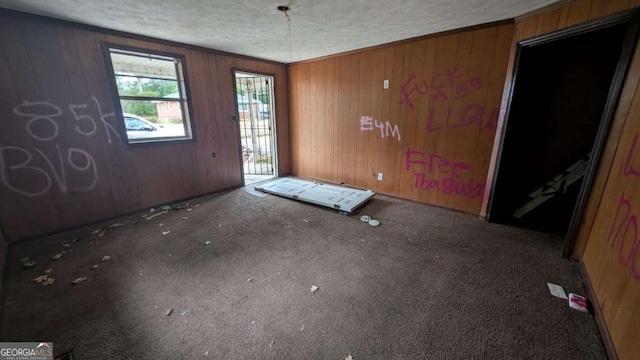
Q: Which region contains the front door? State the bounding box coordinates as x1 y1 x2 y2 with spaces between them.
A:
234 71 277 185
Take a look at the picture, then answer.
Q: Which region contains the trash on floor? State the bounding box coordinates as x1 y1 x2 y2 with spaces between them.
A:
162 231 170 235
300 324 305 331
269 340 275 348
158 223 164 227
146 211 168 220
90 228 104 235
52 253 63 260
547 283 568 299
22 261 36 269
102 255 111 262
43 278 55 286
92 265 99 270
368 219 380 226
62 244 71 248
247 277 253 282
360 215 371 222
181 309 190 316
160 205 171 211
44 268 53 274
204 350 209 356
205 241 211 245
20 256 30 263
34 275 48 283
72 277 87 284
310 285 319 293
181 217 188 220
187 208 193 212
166 309 173 316
346 355 354 360
569 293 589 313
109 223 124 228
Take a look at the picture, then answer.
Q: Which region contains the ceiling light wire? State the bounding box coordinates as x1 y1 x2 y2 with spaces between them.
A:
278 5 292 63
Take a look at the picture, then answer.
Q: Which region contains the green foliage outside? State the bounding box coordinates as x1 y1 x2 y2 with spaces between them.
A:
117 77 179 123
255 89 270 105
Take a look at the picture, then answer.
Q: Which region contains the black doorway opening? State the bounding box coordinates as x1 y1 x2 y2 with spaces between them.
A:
488 20 632 237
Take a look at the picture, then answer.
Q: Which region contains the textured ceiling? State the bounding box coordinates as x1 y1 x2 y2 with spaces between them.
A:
0 0 559 63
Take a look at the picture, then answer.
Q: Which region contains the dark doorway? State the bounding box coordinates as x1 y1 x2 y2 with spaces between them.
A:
488 22 630 236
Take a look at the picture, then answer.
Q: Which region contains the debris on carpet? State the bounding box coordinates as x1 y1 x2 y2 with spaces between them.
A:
72 277 87 285
547 283 568 300
310 285 319 293
146 211 168 220
569 293 589 313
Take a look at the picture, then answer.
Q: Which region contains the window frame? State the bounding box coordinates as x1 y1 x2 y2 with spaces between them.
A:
101 42 197 147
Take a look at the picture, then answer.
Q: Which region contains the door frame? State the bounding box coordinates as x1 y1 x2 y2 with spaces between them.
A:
231 68 279 185
484 9 640 258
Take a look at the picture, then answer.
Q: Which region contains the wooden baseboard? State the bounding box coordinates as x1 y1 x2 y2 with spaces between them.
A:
578 260 618 360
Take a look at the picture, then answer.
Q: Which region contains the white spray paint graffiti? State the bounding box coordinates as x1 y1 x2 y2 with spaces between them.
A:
2 97 119 197
360 116 401 141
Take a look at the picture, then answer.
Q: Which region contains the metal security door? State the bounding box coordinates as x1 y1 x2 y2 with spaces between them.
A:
234 71 276 183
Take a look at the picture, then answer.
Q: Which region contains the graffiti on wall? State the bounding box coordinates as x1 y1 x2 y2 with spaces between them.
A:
0 97 120 197
605 132 640 279
404 147 484 199
360 116 401 141
400 68 499 132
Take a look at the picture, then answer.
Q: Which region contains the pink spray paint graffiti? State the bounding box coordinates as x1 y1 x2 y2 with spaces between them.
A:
405 148 484 199
399 69 499 132
603 132 640 279
606 194 640 279
624 133 639 178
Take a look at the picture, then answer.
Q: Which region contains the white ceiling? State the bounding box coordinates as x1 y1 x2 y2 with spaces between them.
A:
0 0 559 63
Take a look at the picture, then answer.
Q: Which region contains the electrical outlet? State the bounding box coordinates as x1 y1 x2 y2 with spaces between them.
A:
383 79 389 89
377 172 383 181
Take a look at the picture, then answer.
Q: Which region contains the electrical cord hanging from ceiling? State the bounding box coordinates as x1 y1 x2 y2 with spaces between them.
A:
278 5 292 63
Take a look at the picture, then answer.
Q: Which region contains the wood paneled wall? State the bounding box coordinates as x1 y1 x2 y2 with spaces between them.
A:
0 11 290 240
289 23 514 215
484 1 640 359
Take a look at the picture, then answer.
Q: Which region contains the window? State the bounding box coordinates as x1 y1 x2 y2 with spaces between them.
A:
103 45 195 144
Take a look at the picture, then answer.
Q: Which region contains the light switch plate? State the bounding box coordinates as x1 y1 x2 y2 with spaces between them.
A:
383 79 389 89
